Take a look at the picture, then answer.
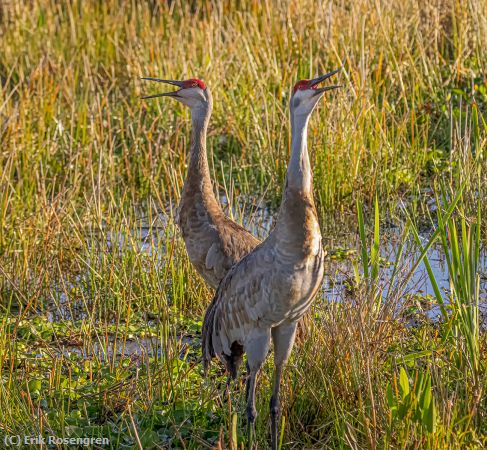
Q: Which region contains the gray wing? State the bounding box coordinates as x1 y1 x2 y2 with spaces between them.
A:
204 218 260 285
202 244 276 372
179 191 260 289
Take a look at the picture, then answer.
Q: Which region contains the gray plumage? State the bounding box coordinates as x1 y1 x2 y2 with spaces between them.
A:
142 77 260 289
202 70 340 449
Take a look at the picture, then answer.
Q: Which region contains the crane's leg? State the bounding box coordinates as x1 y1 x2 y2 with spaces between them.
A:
270 322 297 450
225 374 232 396
246 330 271 450
245 361 250 401
246 368 258 450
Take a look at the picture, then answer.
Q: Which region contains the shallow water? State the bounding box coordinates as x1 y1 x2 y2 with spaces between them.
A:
102 199 487 304
53 334 200 362
42 198 486 359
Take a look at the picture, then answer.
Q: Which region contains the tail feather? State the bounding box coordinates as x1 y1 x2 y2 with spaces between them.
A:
202 295 218 375
225 341 244 380
202 262 244 377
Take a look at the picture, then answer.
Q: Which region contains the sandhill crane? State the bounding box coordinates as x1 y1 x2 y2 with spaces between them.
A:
142 77 260 289
202 70 340 449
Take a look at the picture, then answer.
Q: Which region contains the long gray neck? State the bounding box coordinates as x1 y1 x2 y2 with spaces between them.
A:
272 108 318 251
186 96 213 191
286 112 312 194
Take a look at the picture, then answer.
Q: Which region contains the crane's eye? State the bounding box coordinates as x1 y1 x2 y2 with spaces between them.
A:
192 83 197 88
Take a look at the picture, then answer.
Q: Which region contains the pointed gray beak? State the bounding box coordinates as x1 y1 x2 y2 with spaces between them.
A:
141 78 184 99
310 69 341 94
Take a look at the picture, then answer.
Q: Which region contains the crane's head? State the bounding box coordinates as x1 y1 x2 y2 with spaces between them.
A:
290 69 340 117
141 77 210 110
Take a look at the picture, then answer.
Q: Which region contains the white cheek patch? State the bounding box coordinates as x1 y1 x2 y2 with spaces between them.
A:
294 89 314 101
178 87 207 106
179 87 202 99
292 89 316 110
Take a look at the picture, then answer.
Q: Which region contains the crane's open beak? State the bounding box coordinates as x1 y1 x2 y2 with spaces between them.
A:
141 78 184 99
310 69 341 95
